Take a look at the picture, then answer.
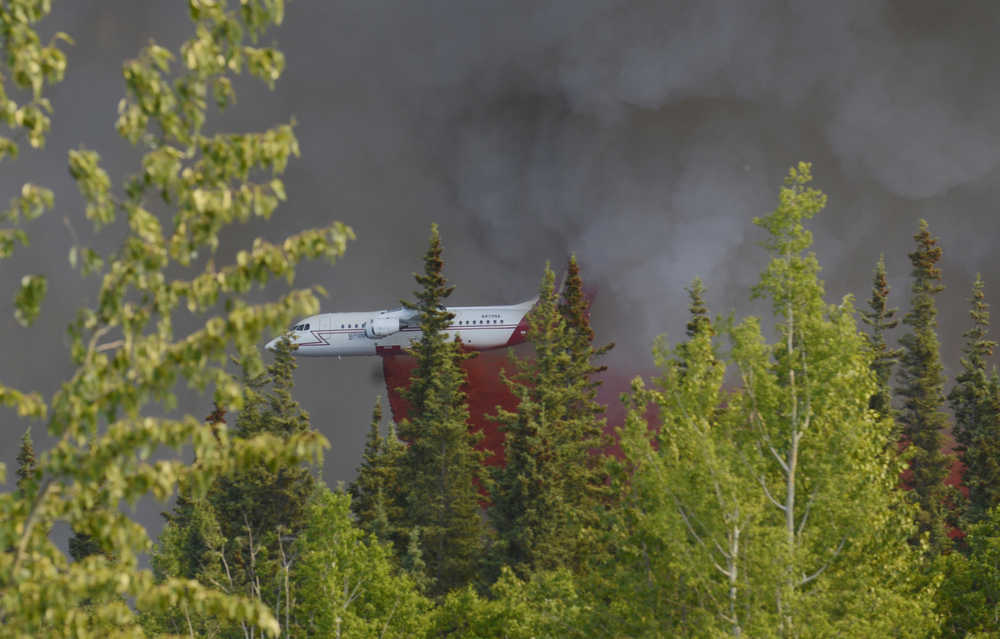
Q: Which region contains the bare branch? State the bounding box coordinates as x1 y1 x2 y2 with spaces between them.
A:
379 597 401 639
713 560 733 578
95 339 124 352
800 537 847 586
767 442 790 474
796 493 814 536
184 603 195 638
674 503 708 549
12 476 53 575
758 475 787 512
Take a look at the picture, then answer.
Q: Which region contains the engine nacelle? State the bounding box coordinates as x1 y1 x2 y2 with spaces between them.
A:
365 316 400 338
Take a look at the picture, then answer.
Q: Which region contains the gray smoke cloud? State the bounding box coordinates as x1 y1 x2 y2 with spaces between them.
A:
3 1 1000 538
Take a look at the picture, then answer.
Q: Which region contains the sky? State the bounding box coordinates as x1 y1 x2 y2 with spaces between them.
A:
3 1 1000 535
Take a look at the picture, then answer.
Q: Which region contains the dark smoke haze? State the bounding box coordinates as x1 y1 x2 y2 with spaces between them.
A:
3 2 1000 536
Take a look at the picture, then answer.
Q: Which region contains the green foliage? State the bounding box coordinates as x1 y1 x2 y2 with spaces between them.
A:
558 254 614 430
684 276 711 339
0 0 70 155
897 219 956 555
14 427 37 496
949 275 1000 526
152 335 319 636
428 568 590 639
937 506 1000 637
601 164 937 637
67 531 103 563
0 0 68 350
394 224 487 595
0 2 353 636
290 487 430 638
861 255 902 423
146 493 232 637
607 306 765 637
350 396 405 544
13 272 46 326
490 263 610 577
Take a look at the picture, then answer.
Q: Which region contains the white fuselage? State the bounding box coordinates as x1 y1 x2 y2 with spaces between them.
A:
266 298 535 357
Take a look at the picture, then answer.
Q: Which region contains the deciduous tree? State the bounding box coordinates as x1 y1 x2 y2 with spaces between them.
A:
604 164 937 638
290 487 430 638
0 2 352 636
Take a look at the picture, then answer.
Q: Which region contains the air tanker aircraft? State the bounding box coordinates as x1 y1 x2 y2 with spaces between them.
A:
264 297 537 357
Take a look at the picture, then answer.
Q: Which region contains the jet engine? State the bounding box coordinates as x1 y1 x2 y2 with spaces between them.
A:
365 316 400 338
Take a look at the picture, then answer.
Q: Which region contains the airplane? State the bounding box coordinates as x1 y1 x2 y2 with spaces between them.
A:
264 296 537 357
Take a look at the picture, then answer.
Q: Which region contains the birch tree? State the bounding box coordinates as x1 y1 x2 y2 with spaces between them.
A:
613 297 765 636
734 163 934 636
606 164 936 638
0 2 352 636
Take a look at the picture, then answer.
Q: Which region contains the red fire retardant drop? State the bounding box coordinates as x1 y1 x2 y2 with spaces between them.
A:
380 346 632 467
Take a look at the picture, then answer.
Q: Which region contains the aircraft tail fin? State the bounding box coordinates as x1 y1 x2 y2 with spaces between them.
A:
511 296 538 310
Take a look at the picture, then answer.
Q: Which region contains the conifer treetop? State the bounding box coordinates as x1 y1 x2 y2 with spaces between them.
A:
685 277 711 339
404 223 455 334
15 426 36 493
862 255 900 332
394 224 485 594
896 218 954 555
861 255 902 420
959 274 995 373
949 274 1000 523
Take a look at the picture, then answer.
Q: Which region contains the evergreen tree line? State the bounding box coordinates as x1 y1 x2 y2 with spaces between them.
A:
15 161 1000 636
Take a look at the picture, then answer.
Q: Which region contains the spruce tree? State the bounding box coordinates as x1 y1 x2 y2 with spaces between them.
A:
15 427 37 496
559 254 614 394
349 396 405 543
490 267 569 574
949 275 1000 525
684 276 711 340
557 254 614 523
861 255 902 422
153 336 318 632
351 397 386 529
491 264 611 576
395 224 486 595
211 333 316 551
896 219 955 554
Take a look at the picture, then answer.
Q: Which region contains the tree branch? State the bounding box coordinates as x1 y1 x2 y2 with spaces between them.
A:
758 475 787 512
796 493 814 536
800 537 846 586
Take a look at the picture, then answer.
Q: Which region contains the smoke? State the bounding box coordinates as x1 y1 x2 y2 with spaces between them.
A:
2 1 1000 503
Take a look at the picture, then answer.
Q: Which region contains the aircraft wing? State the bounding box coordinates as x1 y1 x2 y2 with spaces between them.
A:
381 307 420 327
